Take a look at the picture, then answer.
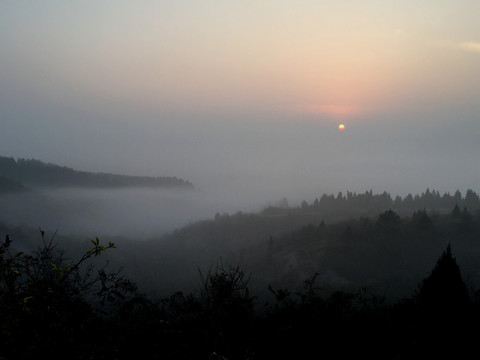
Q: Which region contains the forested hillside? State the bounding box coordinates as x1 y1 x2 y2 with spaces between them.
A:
2 188 479 300
71 189 480 301
0 156 193 189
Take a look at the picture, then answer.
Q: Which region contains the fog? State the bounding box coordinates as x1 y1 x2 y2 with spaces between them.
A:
1 1 480 237
0 186 298 239
2 110 480 240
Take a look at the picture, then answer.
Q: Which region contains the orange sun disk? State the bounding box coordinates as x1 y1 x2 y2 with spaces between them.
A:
338 124 345 130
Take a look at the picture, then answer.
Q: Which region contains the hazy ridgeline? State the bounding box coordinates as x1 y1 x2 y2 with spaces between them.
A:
2 156 480 300
1 155 479 239
2 179 480 302
0 155 200 238
0 155 193 189
104 201 480 301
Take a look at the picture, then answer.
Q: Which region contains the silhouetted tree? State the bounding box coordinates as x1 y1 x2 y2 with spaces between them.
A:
416 245 469 313
409 245 475 358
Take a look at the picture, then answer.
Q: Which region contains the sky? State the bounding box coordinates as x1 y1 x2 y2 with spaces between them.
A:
1 0 480 204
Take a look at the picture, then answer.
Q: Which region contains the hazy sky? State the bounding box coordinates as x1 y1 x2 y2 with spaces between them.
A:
1 1 480 202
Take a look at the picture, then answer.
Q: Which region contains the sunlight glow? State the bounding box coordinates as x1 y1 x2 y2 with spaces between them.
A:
301 104 360 118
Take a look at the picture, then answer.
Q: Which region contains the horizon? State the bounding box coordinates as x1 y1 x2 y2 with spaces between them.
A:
2 153 479 197
1 1 480 206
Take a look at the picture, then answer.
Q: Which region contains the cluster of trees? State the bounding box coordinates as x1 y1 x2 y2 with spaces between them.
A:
0 156 193 189
1 230 480 359
254 206 480 298
4 190 478 303
108 202 480 301
272 188 480 217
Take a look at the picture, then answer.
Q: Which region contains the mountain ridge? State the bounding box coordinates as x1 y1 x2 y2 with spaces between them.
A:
0 155 194 189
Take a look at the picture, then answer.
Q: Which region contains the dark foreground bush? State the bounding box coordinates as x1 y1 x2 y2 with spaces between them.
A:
2 232 480 359
0 231 136 359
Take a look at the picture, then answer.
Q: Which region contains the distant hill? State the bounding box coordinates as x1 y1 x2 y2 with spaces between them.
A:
0 156 193 189
110 190 480 300
110 188 479 297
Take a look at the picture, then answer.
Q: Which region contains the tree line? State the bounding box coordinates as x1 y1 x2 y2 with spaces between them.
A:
261 188 480 217
0 155 193 189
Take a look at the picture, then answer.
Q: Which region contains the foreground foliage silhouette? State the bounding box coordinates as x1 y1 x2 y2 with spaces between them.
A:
0 231 137 359
2 228 480 359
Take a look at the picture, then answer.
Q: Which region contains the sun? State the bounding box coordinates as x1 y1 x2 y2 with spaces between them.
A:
338 124 345 130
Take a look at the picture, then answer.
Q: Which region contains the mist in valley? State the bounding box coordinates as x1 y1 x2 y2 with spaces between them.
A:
2 2 480 357
0 186 293 239
3 112 479 240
